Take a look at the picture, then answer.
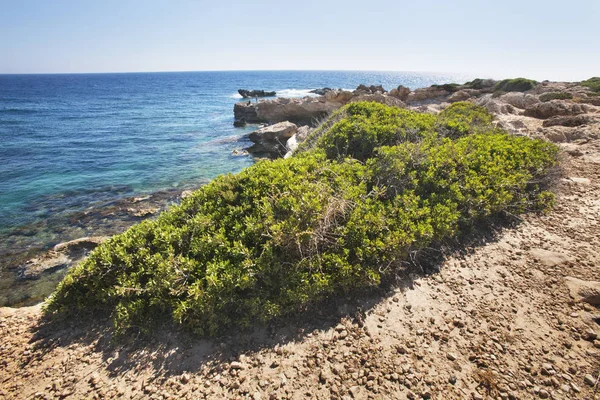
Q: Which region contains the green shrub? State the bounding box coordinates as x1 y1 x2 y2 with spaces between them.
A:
464 78 493 90
539 92 573 102
312 101 437 161
45 102 559 336
494 78 538 93
436 101 494 138
580 77 600 92
431 83 461 93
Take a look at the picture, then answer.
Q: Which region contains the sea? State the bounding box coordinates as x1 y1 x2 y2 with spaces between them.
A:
0 70 468 306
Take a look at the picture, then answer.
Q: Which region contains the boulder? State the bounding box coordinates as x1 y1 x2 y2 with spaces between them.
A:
247 122 298 159
499 92 540 110
324 90 354 103
389 85 411 102
524 100 588 119
542 115 591 128
248 121 297 143
354 84 386 94
448 90 472 103
238 89 276 99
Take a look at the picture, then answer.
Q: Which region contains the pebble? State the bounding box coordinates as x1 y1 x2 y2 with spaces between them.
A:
230 361 243 370
583 374 595 386
446 352 457 361
582 328 597 341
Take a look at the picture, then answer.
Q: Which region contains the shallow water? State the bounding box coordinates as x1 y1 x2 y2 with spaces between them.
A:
0 70 467 306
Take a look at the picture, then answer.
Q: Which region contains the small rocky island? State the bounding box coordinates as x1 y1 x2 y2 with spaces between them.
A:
238 89 276 99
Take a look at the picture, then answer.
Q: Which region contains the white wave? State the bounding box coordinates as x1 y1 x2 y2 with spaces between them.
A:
276 89 318 98
230 93 243 99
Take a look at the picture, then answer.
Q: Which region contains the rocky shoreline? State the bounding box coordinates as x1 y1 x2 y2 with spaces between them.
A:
0 186 199 307
238 78 600 161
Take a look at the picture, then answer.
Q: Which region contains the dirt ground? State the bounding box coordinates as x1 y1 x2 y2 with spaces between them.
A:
1 113 599 400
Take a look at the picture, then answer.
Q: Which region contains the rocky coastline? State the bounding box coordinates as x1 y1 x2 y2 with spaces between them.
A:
2 77 600 400
238 78 600 161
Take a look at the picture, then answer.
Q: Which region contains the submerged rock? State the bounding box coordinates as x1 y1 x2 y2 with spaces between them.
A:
310 88 334 95
17 236 108 280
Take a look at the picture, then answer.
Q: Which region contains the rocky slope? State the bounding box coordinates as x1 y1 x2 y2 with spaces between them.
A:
2 80 600 400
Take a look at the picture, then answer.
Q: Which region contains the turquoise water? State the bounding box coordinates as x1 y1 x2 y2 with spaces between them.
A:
0 70 466 305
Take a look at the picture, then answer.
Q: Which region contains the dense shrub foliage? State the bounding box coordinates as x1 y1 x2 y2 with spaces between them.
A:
45 102 559 336
539 92 573 102
581 77 600 93
494 78 538 93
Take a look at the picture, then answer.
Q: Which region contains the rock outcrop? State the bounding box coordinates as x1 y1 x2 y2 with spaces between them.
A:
524 100 590 119
234 97 342 126
238 89 276 99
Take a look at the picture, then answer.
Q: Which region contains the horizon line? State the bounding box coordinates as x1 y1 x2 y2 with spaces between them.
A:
0 68 483 78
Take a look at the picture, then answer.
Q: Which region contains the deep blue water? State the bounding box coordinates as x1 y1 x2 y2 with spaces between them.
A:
0 70 466 305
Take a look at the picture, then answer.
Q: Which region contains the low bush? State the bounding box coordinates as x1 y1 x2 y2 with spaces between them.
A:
436 101 494 138
539 92 573 102
580 77 600 93
464 78 492 90
494 78 538 93
431 83 461 93
45 102 559 336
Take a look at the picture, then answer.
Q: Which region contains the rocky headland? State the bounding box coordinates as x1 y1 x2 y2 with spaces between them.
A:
2 77 600 399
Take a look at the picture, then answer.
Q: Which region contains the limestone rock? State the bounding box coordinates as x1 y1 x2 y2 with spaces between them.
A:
248 122 297 143
542 115 591 128
524 100 589 119
247 122 298 159
499 92 540 110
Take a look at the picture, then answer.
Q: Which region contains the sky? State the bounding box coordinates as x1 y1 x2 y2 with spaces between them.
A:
1 0 598 81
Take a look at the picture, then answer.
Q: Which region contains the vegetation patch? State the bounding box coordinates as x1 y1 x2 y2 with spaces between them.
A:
45 102 559 336
580 77 600 93
539 92 573 102
494 78 538 93
431 83 461 93
464 78 491 90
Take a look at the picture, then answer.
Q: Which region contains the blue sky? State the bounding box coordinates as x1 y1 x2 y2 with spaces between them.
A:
1 0 598 80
